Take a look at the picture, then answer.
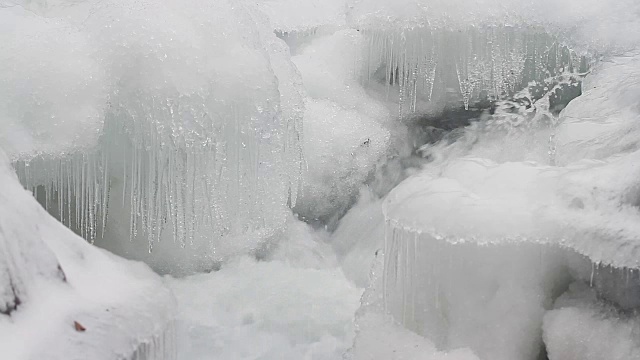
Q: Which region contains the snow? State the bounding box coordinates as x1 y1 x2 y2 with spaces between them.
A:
543 282 640 360
555 53 640 164
0 150 175 360
0 6 105 159
165 217 362 360
256 0 346 33
291 30 392 225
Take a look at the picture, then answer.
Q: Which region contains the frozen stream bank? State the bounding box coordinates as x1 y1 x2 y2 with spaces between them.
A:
2 0 640 359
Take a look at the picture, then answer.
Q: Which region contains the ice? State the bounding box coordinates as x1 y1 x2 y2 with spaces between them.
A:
0 150 175 360
291 30 392 225
347 249 481 360
543 282 640 360
358 25 583 115
376 25 640 360
4 0 304 272
347 0 640 52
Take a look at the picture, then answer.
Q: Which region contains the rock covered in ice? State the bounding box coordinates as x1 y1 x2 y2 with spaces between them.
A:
0 150 175 360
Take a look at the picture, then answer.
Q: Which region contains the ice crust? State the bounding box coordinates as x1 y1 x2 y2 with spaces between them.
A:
0 151 175 360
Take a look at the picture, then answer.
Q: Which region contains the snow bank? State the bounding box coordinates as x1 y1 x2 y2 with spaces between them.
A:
0 150 175 360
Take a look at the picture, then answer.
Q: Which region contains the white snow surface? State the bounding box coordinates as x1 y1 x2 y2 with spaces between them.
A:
0 6 105 159
166 217 362 360
0 151 175 360
543 282 640 360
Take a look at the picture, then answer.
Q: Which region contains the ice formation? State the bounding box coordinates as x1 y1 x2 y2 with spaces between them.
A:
375 53 640 359
358 25 585 115
291 30 393 225
3 0 304 272
341 1 640 359
0 150 175 360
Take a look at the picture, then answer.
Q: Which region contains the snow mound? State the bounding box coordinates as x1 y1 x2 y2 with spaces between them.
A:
543 282 640 360
0 150 175 360
167 253 360 360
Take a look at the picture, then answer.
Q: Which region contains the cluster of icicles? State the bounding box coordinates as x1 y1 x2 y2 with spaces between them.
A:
359 25 589 114
14 103 303 253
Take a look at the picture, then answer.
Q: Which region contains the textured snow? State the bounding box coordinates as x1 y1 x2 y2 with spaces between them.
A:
0 151 175 360
543 282 640 360
0 7 105 159
291 30 392 224
166 217 361 360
